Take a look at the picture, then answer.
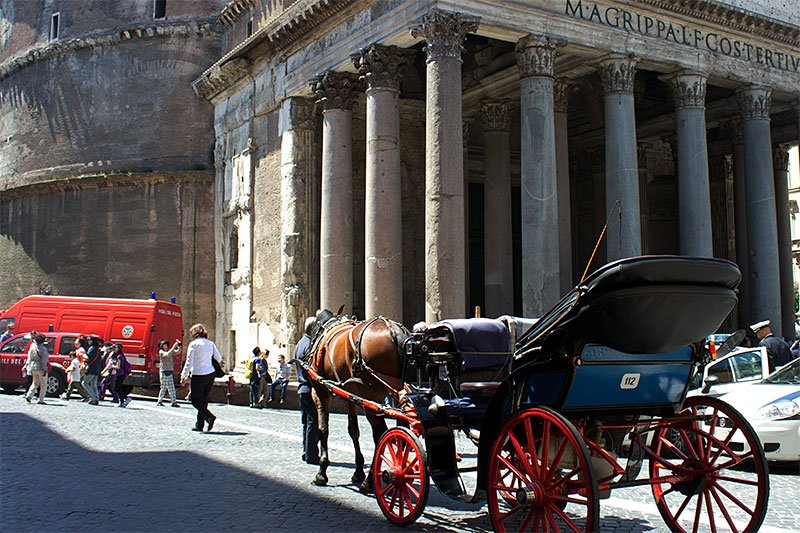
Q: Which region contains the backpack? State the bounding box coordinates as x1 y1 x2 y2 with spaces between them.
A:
118 354 132 377
244 358 254 380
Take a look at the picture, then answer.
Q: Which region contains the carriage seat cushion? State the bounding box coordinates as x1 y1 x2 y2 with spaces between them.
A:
430 318 511 369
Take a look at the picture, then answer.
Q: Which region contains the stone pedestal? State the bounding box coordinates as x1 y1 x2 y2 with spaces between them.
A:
554 79 574 292
738 86 782 335
412 9 479 322
516 35 561 317
597 55 642 261
352 44 414 321
664 71 713 257
279 97 315 350
774 146 794 338
311 72 360 316
480 101 514 317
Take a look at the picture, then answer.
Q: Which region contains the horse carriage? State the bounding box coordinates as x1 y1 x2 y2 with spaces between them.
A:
301 256 769 532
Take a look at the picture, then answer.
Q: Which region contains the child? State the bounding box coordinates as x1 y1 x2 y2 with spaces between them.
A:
61 351 89 400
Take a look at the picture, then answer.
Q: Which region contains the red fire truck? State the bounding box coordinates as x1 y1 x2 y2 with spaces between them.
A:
0 295 184 389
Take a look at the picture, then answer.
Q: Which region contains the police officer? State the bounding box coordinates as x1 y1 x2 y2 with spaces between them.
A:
751 320 793 373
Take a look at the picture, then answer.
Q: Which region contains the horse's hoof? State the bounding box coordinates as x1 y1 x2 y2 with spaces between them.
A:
312 476 328 486
351 471 366 485
358 479 373 495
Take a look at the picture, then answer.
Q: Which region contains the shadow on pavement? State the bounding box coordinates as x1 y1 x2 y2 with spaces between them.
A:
0 413 386 532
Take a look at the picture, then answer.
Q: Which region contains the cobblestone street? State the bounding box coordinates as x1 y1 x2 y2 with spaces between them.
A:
1 392 798 532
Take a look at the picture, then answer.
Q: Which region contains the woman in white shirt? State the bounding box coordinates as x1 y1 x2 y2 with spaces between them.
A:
180 323 223 432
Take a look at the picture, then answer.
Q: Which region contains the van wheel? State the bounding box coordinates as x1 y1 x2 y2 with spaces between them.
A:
1 383 18 393
46 370 67 397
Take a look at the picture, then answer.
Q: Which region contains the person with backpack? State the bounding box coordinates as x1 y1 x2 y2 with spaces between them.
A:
247 347 262 408
99 344 120 404
114 344 133 408
82 336 104 405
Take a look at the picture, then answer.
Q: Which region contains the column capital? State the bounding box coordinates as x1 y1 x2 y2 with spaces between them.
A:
410 8 479 61
553 78 578 113
661 70 708 109
515 35 565 78
281 97 316 131
480 100 514 132
737 85 772 120
596 54 639 94
310 71 362 111
774 145 790 172
351 43 414 92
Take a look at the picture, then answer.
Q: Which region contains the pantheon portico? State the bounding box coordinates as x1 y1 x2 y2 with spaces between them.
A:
193 0 800 360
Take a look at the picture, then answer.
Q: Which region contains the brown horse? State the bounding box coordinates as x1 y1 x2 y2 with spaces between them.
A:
308 314 408 489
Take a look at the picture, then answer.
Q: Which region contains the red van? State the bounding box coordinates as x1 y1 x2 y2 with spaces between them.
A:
0 296 184 387
0 332 83 396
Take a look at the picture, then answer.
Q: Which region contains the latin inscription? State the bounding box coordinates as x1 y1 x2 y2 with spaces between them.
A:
565 0 800 73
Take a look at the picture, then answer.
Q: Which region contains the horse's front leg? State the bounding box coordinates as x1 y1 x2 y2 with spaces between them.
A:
347 403 366 485
312 388 330 486
359 411 388 494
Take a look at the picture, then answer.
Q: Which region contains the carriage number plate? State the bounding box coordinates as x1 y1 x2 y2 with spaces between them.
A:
620 373 640 389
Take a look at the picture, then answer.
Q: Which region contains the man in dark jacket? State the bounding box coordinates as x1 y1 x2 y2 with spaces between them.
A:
294 317 319 465
82 336 104 405
751 321 793 373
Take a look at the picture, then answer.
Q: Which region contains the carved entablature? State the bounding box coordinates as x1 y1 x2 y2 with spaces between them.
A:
219 0 257 27
774 146 790 172
553 79 578 114
410 9 480 60
596 55 639 94
480 100 514 132
0 17 222 82
351 44 415 92
192 58 250 100
310 71 361 111
663 71 708 109
515 35 564 79
737 86 772 120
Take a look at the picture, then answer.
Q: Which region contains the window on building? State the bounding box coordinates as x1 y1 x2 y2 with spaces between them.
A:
228 227 239 271
246 17 254 37
50 13 60 41
154 0 166 20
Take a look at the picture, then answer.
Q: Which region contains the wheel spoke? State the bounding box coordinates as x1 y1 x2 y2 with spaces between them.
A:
498 504 524 523
704 490 716 532
712 480 755 516
715 474 759 486
712 450 753 472
704 408 720 459
550 502 582 533
709 426 741 464
659 434 689 460
692 486 704 532
404 455 419 475
508 430 536 481
376 480 392 498
544 508 560 533
544 435 570 485
550 494 589 506
548 465 583 491
709 485 740 533
674 492 694 521
406 482 420 500
678 428 700 460
541 419 551 475
519 507 536 532
524 417 539 478
498 452 531 486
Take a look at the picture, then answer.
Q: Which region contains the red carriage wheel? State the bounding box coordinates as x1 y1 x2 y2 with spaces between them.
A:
372 427 429 527
487 407 599 532
649 396 769 532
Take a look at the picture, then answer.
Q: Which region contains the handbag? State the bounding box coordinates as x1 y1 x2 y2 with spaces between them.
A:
211 357 225 378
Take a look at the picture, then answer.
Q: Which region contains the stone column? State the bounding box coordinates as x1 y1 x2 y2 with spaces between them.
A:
279 97 316 351
774 146 794 338
352 44 414 321
480 100 514 317
597 55 642 261
516 35 562 317
554 79 574 292
664 71 713 257
310 71 360 315
411 9 479 322
738 86 782 335
463 119 471 311
729 121 751 327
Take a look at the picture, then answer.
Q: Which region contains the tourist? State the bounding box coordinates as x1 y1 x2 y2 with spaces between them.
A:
114 344 133 408
180 323 222 432
99 344 120 404
295 317 319 464
23 331 49 404
82 336 103 405
269 354 292 404
0 323 14 343
61 351 89 400
248 347 263 408
156 339 181 407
